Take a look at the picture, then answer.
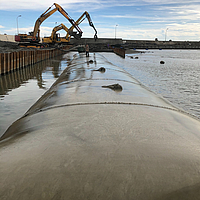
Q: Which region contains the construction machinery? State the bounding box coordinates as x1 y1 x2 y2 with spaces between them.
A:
42 11 98 46
42 23 70 45
15 3 83 45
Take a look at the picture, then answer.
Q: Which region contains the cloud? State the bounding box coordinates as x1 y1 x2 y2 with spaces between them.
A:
1 0 200 40
0 0 103 11
101 14 148 19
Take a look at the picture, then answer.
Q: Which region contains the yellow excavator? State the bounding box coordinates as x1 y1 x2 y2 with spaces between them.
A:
15 3 84 45
43 11 98 46
42 23 70 45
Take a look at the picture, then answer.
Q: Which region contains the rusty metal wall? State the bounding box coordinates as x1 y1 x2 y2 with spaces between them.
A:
0 47 69 75
112 47 125 58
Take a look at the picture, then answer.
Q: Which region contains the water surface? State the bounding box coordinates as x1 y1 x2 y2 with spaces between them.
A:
0 52 76 137
1 50 200 137
102 50 200 118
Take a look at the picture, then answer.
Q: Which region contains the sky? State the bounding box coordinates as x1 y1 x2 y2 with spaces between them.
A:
0 0 200 41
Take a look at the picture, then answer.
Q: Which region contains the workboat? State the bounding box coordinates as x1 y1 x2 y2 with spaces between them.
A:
1 52 200 200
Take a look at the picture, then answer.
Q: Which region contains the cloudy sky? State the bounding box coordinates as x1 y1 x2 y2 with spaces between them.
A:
0 0 200 41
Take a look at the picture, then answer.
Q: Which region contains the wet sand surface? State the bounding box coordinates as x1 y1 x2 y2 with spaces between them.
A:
1 53 200 200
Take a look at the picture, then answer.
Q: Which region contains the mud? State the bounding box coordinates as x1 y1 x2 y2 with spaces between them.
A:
0 41 56 53
0 41 27 53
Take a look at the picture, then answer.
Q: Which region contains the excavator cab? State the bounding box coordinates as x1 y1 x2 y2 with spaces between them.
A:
55 33 61 41
69 30 82 40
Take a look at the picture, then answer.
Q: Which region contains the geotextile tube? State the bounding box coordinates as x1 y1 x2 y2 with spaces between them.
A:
1 52 200 200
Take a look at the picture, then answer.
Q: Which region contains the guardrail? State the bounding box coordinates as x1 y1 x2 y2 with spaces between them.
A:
0 46 69 75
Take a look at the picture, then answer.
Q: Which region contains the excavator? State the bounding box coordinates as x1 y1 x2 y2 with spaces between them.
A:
42 11 98 46
42 23 70 45
15 3 91 45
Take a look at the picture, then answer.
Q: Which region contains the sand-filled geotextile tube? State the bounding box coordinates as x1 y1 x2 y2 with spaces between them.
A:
1 52 200 200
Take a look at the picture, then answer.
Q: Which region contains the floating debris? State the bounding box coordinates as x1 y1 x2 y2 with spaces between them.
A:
102 83 123 91
89 60 93 63
93 67 106 73
160 61 165 64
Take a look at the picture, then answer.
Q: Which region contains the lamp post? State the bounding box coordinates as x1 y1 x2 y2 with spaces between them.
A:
165 28 169 41
115 24 118 39
16 15 21 34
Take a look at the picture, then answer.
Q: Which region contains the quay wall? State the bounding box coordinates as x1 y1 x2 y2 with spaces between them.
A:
112 47 125 58
69 38 200 49
0 47 69 75
123 40 200 49
1 35 200 49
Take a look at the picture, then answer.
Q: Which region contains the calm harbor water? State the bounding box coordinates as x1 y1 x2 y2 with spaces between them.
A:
1 50 200 137
0 52 76 137
102 50 200 118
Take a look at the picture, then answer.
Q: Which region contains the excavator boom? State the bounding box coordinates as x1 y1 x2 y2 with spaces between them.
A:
15 3 83 44
42 23 70 45
42 11 98 46
68 11 97 40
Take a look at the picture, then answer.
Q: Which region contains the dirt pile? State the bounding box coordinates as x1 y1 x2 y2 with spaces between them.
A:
0 41 58 53
0 41 28 53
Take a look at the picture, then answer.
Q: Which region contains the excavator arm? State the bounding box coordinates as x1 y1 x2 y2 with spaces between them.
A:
50 23 69 41
42 23 71 45
42 11 98 45
68 11 97 40
15 3 83 43
32 3 82 41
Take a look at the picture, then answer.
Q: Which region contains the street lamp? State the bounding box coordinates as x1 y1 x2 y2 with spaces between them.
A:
165 28 169 41
16 15 21 34
115 24 118 39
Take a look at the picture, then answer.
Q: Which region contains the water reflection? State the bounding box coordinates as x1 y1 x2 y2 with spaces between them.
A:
0 53 75 137
0 56 63 98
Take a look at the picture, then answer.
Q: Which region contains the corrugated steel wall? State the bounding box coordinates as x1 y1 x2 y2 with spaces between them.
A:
0 47 69 75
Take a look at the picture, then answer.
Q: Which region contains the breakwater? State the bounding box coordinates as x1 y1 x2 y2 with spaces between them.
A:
0 46 69 75
123 40 200 49
69 38 200 49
